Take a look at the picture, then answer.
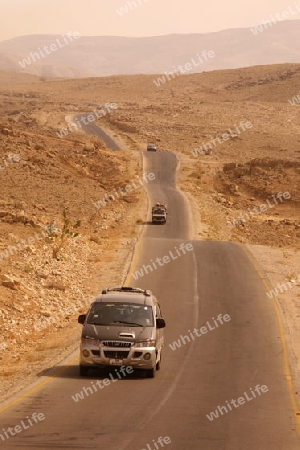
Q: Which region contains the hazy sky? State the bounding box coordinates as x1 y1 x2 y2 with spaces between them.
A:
0 0 299 41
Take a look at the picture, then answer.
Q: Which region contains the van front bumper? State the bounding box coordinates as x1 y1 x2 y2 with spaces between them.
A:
80 342 157 370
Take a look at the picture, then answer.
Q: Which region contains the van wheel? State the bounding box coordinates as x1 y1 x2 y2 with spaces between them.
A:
80 365 89 376
146 367 155 378
156 355 161 371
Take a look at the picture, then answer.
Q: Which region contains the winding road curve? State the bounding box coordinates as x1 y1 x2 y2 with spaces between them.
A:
0 121 299 449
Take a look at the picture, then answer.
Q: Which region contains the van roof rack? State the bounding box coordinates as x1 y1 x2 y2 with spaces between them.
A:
101 286 152 296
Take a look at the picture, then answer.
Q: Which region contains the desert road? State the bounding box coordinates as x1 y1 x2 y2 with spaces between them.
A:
0 136 299 449
75 114 122 150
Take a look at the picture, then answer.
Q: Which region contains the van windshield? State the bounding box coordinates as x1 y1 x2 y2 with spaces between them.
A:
87 303 154 327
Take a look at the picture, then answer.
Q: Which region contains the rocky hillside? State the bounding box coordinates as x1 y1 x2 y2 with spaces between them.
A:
0 78 144 400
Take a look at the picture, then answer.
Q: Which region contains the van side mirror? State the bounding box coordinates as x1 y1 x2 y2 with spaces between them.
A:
78 314 86 325
156 318 166 329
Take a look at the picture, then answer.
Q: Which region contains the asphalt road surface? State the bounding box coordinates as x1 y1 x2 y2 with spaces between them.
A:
75 114 122 150
0 144 299 449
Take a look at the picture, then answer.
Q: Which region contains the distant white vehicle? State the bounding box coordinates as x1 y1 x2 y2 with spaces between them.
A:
152 203 167 224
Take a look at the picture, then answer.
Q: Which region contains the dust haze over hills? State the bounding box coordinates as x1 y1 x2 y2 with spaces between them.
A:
0 20 300 78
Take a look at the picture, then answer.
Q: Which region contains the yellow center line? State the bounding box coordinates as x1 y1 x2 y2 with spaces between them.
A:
239 244 300 435
0 355 79 415
124 235 144 286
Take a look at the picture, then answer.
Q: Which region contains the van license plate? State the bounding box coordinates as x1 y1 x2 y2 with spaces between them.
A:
110 359 123 365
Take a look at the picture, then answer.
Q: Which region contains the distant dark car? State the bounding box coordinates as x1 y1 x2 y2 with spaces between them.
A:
147 143 157 152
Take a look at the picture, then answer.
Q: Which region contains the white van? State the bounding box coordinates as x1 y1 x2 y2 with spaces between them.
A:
78 287 166 378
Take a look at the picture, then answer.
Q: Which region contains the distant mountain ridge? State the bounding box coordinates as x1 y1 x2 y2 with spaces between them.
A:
0 21 300 78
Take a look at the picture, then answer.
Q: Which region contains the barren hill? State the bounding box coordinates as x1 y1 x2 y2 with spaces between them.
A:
1 21 300 77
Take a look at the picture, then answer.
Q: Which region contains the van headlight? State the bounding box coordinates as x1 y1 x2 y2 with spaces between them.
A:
81 336 98 345
134 340 155 348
